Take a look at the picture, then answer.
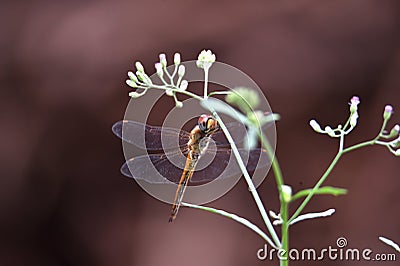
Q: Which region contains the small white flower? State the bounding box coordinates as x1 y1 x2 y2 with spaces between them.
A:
175 101 183 108
155 63 163 77
178 65 185 77
388 124 400 138
349 96 360 113
129 91 144 98
159 53 167 67
136 71 152 85
325 126 336 137
350 112 359 127
135 61 145 73
309 119 323 133
281 185 292 203
196 49 216 69
126 79 137 88
383 105 393 120
127 71 138 83
179 80 188 91
174 53 181 65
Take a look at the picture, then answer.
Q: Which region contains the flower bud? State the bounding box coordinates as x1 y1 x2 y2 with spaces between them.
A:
126 79 137 88
135 61 145 73
179 80 188 91
310 119 323 133
383 105 393 121
174 53 181 65
178 65 185 77
350 112 359 127
325 126 336 137
129 91 142 98
127 71 139 83
155 63 163 77
166 88 174 96
136 71 145 82
281 185 292 203
388 124 400 138
159 53 167 67
196 49 216 69
175 101 183 108
349 96 360 113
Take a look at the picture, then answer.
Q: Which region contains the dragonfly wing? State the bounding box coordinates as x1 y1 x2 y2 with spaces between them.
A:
211 120 275 147
190 148 270 183
121 153 187 184
112 120 189 151
211 122 247 146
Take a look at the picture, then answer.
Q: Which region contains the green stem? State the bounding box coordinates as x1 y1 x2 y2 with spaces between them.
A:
259 132 288 264
150 84 204 101
204 67 209 99
280 201 289 266
259 132 284 188
342 140 375 154
289 152 342 223
213 112 281 247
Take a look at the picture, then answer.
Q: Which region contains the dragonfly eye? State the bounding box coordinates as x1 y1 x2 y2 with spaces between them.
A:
198 115 219 134
198 115 209 132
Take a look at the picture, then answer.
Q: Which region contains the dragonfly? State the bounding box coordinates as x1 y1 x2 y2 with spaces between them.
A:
112 114 270 222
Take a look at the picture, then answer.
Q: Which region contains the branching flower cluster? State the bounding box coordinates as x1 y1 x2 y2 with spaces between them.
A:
125 50 216 107
310 96 400 156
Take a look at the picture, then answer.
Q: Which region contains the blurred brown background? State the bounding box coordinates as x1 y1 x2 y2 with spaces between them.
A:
1 1 400 265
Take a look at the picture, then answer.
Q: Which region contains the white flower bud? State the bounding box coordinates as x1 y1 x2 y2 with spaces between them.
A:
349 96 360 113
155 63 163 77
388 124 400 138
166 88 174 96
350 112 359 127
196 49 216 69
175 101 183 108
174 53 181 65
159 53 167 67
281 185 292 203
383 105 393 121
325 126 336 137
179 80 188 91
129 91 142 98
178 65 185 77
309 119 322 133
135 61 145 73
136 71 145 82
126 79 137 88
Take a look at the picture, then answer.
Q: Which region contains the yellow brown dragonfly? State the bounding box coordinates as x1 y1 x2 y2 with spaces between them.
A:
112 114 269 222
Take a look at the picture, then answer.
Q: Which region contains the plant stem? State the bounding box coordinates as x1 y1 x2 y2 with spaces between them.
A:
213 112 281 247
342 140 375 154
181 202 278 249
280 200 289 266
203 67 209 99
289 152 342 223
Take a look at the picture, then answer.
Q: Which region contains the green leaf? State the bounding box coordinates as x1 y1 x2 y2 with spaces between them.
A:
200 98 248 124
291 186 347 202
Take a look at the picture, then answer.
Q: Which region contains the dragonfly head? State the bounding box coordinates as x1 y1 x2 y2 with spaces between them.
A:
198 114 219 135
